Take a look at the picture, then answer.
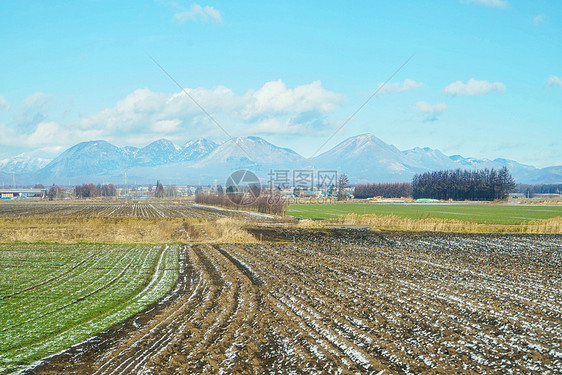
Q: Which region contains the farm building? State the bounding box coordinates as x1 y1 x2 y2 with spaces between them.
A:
0 188 47 199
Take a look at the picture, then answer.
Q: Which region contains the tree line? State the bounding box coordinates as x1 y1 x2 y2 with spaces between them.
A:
353 182 412 199
352 167 516 201
514 184 562 197
412 167 515 201
74 183 117 198
195 189 286 215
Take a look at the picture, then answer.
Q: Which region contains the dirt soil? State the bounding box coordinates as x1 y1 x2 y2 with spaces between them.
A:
24 228 562 374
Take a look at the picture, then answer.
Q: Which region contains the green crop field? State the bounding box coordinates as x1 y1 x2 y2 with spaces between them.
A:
287 203 562 224
0 243 179 374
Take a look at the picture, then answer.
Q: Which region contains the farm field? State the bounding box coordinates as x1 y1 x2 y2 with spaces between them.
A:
0 201 267 243
288 203 562 224
25 229 562 374
0 243 178 374
0 201 253 219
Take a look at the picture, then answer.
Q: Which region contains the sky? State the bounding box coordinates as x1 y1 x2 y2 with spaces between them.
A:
0 0 561 167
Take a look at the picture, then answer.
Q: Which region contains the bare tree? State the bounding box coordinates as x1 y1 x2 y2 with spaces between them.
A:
47 185 63 200
337 173 349 201
165 184 178 198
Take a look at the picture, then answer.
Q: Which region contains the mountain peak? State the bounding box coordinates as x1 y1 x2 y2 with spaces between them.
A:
315 133 400 160
83 140 113 147
0 152 51 173
348 133 385 144
184 137 214 147
5 134 561 185
198 136 304 166
181 138 218 161
403 146 457 170
135 139 183 165
233 135 267 144
143 138 181 150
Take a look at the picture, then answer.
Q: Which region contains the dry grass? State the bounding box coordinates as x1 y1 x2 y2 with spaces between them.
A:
510 197 562 205
182 217 257 243
298 213 562 234
524 216 562 233
0 217 256 244
0 203 559 244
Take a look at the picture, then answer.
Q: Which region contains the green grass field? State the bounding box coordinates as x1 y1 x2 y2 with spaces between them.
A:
0 243 178 374
287 203 562 224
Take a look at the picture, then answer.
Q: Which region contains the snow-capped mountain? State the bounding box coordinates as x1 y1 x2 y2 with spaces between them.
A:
199 136 305 167
180 138 218 161
403 147 459 171
30 138 220 183
36 140 133 179
135 139 183 166
121 136 309 185
311 134 421 183
5 134 562 185
0 153 51 173
532 166 562 184
445 155 539 182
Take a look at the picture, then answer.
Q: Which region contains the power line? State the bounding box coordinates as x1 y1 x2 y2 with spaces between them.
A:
148 54 254 162
310 54 415 159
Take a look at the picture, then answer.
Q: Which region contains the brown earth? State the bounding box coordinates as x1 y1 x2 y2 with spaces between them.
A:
23 228 562 374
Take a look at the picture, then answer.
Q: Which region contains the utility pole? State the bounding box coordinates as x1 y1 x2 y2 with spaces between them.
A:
124 172 128 197
311 165 316 194
12 172 15 189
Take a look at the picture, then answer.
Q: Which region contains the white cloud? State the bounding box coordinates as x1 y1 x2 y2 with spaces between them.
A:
415 101 448 121
175 4 222 24
241 80 344 119
23 92 52 109
533 14 545 24
0 96 7 111
12 92 55 129
38 145 65 155
376 79 423 95
248 118 300 135
247 115 333 136
443 78 505 96
0 120 71 159
1 80 344 157
465 0 507 8
115 88 169 114
546 75 562 87
152 119 182 133
78 80 343 142
0 123 17 144
416 101 448 114
25 122 65 147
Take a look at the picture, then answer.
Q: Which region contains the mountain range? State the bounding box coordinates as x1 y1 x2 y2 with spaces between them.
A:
0 153 51 174
1 134 561 186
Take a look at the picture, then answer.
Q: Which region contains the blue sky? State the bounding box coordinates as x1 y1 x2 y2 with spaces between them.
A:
0 0 561 167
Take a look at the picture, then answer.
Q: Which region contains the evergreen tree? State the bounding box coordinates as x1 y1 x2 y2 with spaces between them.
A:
155 180 164 198
412 168 516 201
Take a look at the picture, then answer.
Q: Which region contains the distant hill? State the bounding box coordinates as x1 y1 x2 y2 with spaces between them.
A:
310 134 421 183
2 134 561 185
0 153 51 174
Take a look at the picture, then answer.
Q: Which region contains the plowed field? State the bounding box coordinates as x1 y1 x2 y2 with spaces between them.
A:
25 229 562 374
0 202 256 219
